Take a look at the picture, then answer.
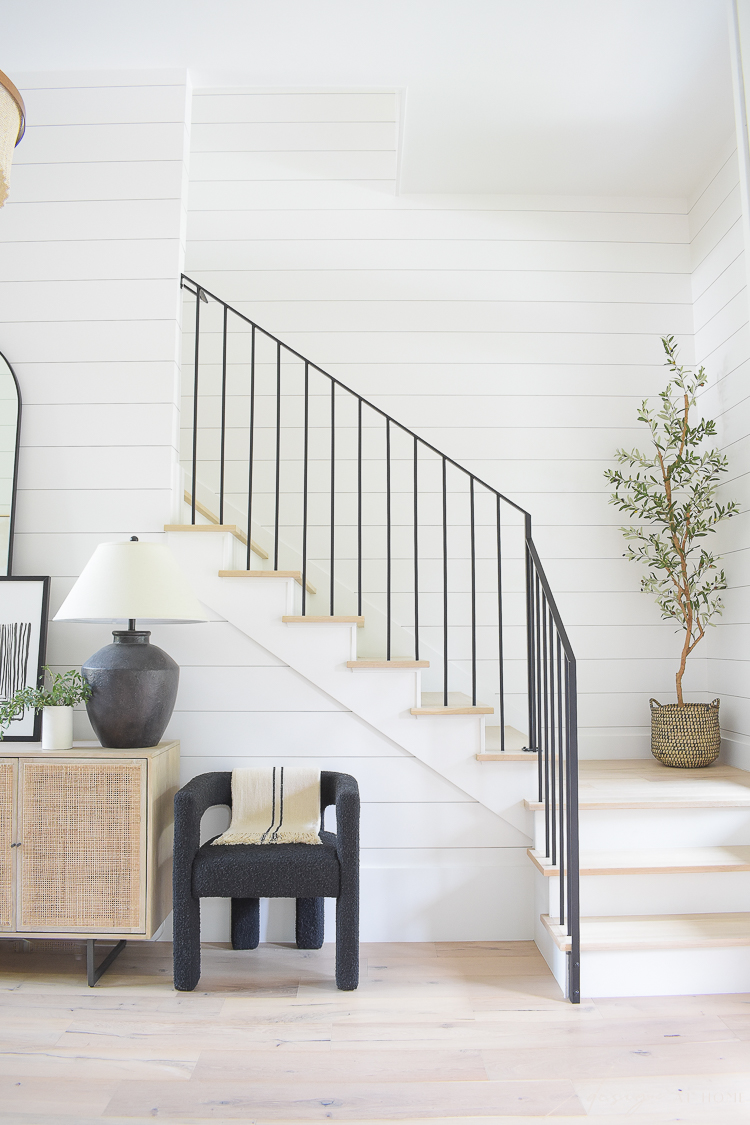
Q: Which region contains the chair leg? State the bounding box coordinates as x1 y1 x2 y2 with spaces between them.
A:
231 898 260 950
296 897 325 949
335 888 359 990
173 893 201 992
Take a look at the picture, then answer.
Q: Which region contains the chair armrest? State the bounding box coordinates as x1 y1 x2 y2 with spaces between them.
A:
173 772 232 899
330 772 359 873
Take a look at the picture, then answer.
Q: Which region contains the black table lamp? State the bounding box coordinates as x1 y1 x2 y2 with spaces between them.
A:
54 537 207 748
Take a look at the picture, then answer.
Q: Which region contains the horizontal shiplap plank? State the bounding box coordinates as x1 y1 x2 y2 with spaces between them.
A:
10 159 185 203
0 198 183 242
190 150 397 181
16 122 187 165
14 488 173 535
186 299 692 336
0 237 182 282
187 239 690 272
192 92 397 124
183 267 692 305
188 208 688 244
22 84 189 126
191 121 396 153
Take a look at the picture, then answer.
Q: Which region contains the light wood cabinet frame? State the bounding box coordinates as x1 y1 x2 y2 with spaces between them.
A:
0 741 178 941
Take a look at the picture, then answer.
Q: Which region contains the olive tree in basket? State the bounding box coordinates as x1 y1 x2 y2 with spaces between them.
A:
604 336 738 767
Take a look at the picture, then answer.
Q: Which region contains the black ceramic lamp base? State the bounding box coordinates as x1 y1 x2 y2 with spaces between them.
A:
82 630 179 749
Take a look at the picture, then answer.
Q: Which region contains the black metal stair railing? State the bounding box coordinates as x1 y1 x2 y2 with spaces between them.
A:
180 273 580 1003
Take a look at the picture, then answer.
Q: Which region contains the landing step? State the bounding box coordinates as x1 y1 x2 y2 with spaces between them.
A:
220 569 316 594
282 615 364 627
529 845 750 877
347 660 429 669
166 522 268 560
411 692 493 716
542 912 750 952
524 758 750 811
477 725 534 760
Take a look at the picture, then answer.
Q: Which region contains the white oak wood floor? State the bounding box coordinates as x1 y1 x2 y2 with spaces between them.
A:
1 938 750 1123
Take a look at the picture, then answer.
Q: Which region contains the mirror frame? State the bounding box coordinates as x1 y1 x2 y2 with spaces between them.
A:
0 352 21 577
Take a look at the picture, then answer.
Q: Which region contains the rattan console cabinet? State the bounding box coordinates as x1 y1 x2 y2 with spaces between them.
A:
0 741 179 953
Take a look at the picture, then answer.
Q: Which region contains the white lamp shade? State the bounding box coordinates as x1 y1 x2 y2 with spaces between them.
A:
53 540 208 624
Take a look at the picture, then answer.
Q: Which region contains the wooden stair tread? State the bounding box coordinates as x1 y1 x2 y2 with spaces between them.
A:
166 522 269 560
524 758 750 811
180 492 269 559
282 615 364 627
529 845 750 877
347 660 429 669
542 912 750 952
219 569 316 594
478 725 533 759
411 692 494 716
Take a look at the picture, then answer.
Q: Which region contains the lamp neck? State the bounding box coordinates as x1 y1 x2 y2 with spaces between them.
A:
129 618 136 631
112 630 151 645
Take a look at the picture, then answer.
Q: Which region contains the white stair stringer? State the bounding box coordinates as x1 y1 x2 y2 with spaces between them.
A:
167 528 535 843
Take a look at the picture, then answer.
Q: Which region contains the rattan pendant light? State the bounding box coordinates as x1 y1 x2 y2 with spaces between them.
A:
0 69 25 207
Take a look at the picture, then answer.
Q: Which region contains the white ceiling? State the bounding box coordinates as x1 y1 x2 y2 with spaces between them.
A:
3 0 735 196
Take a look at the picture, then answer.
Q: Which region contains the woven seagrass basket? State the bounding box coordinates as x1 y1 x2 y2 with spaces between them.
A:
650 697 721 768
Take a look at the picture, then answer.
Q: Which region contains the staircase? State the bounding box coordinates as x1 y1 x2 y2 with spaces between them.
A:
174 273 748 1004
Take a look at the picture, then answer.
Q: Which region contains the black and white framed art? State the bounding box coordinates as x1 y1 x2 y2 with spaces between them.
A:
0 576 50 741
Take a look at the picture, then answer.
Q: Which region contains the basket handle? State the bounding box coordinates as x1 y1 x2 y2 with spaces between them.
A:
649 698 662 710
710 697 720 709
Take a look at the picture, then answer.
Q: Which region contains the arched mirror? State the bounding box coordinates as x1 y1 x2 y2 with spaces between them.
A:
0 354 21 575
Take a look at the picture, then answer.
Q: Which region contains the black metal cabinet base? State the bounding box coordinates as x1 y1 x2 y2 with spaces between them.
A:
86 938 127 986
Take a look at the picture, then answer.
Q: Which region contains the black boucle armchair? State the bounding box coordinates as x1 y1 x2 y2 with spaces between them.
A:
172 770 359 991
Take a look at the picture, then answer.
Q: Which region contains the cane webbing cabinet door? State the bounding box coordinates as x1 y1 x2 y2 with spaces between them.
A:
18 758 147 933
5 741 178 941
0 759 15 931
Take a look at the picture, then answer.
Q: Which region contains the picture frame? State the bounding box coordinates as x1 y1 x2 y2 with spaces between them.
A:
0 576 50 741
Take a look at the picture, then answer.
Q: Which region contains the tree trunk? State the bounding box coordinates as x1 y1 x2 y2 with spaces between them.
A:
675 631 691 706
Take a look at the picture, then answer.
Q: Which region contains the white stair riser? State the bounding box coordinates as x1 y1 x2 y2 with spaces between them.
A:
534 808 750 850
545 871 750 917
581 946 750 997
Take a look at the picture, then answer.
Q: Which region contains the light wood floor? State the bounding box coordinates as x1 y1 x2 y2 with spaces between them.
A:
2 939 750 1123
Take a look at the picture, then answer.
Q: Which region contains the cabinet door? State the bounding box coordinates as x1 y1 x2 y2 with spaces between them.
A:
0 759 15 931
18 758 147 933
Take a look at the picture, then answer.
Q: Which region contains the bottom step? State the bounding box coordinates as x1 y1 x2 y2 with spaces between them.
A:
542 911 750 951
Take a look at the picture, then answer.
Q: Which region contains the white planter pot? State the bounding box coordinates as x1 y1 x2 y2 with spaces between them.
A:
41 706 73 751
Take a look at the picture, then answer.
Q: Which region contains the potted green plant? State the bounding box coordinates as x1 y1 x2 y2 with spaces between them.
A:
0 667 91 750
604 336 738 767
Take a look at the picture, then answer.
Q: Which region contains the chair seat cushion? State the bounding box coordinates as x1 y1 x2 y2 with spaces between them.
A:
191 830 341 899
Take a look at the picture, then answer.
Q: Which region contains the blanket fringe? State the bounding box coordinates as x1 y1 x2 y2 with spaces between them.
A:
215 829 322 846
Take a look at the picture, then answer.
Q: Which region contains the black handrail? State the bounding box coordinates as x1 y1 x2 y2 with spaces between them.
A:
180 273 580 1003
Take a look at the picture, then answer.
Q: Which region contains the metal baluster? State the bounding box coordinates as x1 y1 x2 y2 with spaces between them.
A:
302 362 309 616
442 455 448 706
566 658 581 1004
357 398 362 618
386 418 391 660
413 436 419 662
536 574 545 852
245 325 255 570
549 611 556 869
470 477 477 707
274 341 281 570
525 516 539 800
219 304 227 525
496 495 505 753
557 633 565 926
330 380 335 615
191 288 201 525
542 592 549 858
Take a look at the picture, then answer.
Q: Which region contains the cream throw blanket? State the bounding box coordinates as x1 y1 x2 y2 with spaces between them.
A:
213 767 322 846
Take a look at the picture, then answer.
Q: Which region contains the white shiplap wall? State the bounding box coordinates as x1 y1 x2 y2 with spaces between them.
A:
691 142 750 766
0 75 532 943
184 89 700 766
